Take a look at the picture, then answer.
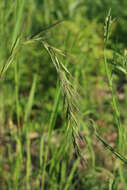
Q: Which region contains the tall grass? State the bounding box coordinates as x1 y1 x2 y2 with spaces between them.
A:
104 9 123 152
1 1 127 189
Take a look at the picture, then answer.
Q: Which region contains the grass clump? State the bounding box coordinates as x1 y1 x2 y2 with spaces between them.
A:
1 1 127 190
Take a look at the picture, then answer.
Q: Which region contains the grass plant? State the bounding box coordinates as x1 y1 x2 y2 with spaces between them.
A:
1 2 127 189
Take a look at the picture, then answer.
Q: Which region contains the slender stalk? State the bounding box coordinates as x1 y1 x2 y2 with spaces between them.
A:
104 50 123 152
14 60 20 130
26 134 31 190
41 84 61 190
104 10 123 153
103 10 126 189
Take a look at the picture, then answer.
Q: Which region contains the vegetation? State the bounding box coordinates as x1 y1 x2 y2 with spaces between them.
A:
0 1 127 189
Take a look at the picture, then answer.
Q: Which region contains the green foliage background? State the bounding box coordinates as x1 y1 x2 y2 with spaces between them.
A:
0 0 127 189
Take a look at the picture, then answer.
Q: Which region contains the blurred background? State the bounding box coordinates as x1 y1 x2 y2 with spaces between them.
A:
0 0 127 189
